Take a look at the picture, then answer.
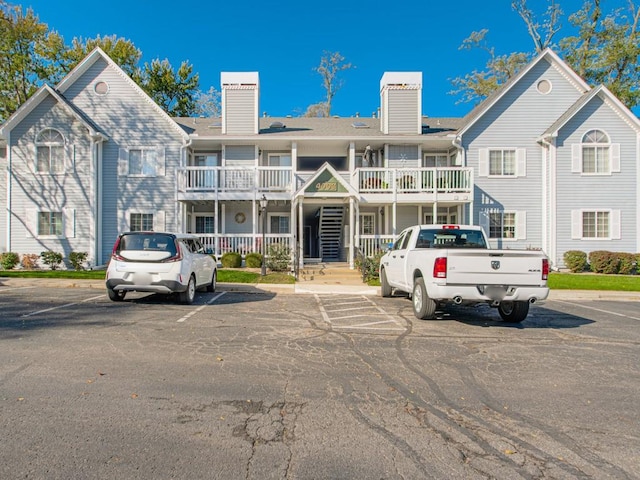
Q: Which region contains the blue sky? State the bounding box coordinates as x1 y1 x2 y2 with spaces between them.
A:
22 0 628 118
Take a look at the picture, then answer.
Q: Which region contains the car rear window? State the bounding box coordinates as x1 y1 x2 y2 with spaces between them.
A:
417 229 487 249
119 233 177 256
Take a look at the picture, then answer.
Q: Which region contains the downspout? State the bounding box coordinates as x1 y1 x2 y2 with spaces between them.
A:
179 138 193 233
452 134 468 223
5 133 11 252
538 133 555 267
90 133 106 266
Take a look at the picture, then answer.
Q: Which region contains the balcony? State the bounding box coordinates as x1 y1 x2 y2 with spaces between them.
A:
177 166 473 198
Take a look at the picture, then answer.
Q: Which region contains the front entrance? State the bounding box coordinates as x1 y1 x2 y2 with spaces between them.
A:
302 204 346 262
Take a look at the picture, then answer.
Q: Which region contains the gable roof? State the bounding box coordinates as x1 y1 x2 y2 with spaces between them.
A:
56 47 190 142
540 84 640 140
294 162 358 199
0 84 107 140
458 49 591 138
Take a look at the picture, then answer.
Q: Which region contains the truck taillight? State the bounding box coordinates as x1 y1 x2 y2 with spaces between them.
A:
542 258 549 280
433 257 447 278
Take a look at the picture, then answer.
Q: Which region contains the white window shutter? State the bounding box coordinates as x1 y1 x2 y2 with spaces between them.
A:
611 210 621 239
156 147 166 176
571 210 582 239
516 211 526 240
118 148 129 176
478 149 489 177
571 144 582 173
478 209 490 237
611 144 620 173
63 208 76 238
516 148 526 177
65 144 75 172
122 209 131 233
155 211 166 231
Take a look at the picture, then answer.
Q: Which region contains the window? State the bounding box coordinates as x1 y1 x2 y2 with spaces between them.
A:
489 212 516 239
119 147 164 177
130 213 154 232
582 130 610 174
360 214 375 235
129 148 157 176
269 215 290 234
423 154 450 168
582 211 609 238
195 216 215 234
489 149 516 176
36 129 65 173
267 154 292 166
38 212 63 236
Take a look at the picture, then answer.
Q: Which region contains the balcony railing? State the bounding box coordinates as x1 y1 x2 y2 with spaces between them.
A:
197 233 293 258
358 235 395 258
177 166 472 195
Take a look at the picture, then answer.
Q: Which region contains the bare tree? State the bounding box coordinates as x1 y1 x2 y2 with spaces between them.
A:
304 51 353 117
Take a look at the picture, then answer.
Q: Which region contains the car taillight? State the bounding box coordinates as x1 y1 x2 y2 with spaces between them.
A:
433 257 447 278
111 236 126 261
542 258 549 280
162 241 183 263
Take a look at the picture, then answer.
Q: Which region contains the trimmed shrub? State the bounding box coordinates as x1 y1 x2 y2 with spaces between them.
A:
40 250 63 270
356 250 386 282
265 243 290 272
563 250 588 273
588 250 619 274
69 251 88 271
21 253 40 270
0 252 20 270
221 251 242 268
245 252 263 268
618 252 636 275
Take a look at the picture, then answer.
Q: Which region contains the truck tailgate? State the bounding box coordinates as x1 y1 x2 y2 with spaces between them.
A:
444 249 545 285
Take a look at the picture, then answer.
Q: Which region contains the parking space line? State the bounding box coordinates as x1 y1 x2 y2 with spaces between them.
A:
177 292 226 323
553 299 640 321
21 294 105 318
315 294 406 331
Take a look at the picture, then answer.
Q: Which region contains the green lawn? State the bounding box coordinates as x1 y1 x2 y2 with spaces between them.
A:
1 270 638 291
0 268 295 284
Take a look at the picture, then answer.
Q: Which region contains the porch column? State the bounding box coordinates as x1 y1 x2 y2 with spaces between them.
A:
290 198 297 271
350 197 356 269
298 199 304 269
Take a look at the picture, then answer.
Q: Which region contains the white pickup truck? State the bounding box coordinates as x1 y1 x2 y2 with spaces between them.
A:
379 225 549 322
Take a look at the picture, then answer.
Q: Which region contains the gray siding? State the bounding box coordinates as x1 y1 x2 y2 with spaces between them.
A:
387 90 419 134
225 145 256 164
388 145 419 168
464 58 585 251
0 146 6 252
224 89 257 134
62 57 186 263
8 96 95 263
555 96 638 265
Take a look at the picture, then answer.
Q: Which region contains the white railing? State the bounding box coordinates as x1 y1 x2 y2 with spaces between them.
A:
197 234 293 258
355 167 473 193
178 167 293 193
358 235 395 258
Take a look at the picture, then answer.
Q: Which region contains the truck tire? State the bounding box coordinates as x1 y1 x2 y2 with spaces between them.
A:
380 268 392 297
498 301 529 323
412 277 436 320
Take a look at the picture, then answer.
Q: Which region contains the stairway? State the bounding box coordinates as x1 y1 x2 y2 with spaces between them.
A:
318 206 344 261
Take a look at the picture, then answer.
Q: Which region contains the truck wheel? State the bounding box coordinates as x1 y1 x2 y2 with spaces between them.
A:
107 288 126 302
380 268 392 297
498 301 529 323
412 278 436 320
178 275 196 304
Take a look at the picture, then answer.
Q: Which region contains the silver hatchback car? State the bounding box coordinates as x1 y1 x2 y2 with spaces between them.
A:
105 232 217 304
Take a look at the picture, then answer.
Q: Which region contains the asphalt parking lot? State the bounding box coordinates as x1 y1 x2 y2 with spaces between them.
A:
1 282 639 479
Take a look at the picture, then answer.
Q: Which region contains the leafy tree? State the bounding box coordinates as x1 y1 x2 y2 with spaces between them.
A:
137 58 200 117
0 2 64 121
451 0 640 109
62 34 142 79
304 51 353 117
194 85 222 117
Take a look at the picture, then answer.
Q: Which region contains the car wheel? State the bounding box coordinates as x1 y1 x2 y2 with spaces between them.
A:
206 270 217 293
107 288 126 302
412 277 436 320
497 301 529 323
178 275 196 304
380 268 392 297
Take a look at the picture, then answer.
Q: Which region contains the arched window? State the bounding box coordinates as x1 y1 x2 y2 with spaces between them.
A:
581 129 610 174
36 128 65 173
